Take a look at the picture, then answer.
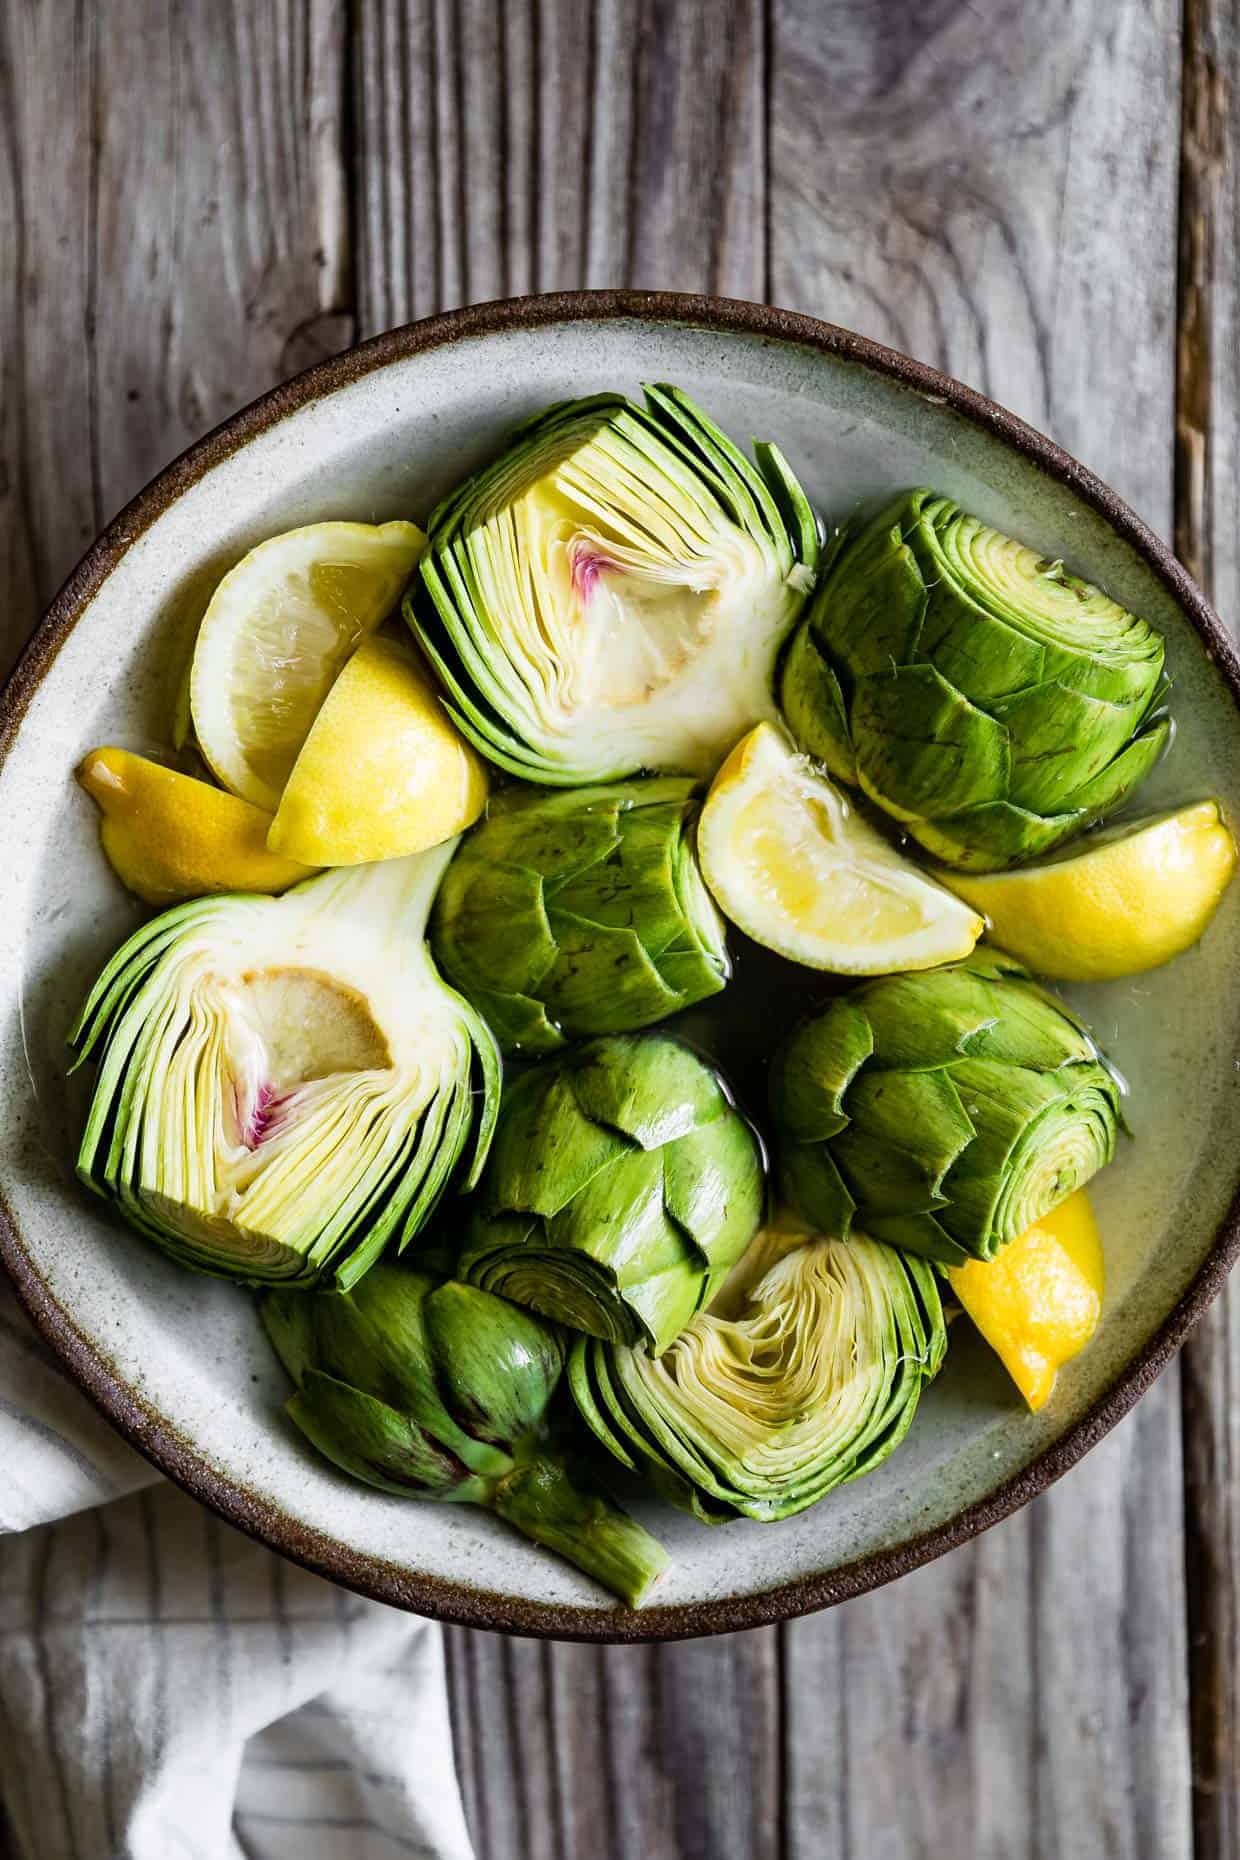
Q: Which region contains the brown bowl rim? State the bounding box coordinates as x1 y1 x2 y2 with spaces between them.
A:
2 288 1239 1643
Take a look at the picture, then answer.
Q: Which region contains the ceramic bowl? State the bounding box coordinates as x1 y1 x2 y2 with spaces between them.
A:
3 293 1239 1642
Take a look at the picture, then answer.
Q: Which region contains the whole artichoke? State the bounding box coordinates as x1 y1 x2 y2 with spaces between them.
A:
769 952 1122 1265
262 1264 668 1606
456 1034 766 1355
780 490 1169 870
570 1214 945 1523
429 777 729 1055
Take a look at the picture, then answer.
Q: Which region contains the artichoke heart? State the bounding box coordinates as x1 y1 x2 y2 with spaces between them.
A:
429 776 729 1054
456 1034 766 1355
408 385 819 784
780 490 1170 869
769 951 1123 1266
263 1265 668 1606
71 844 500 1289
569 1214 946 1523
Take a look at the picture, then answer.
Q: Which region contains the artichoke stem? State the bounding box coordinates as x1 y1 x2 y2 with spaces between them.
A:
491 1453 669 1608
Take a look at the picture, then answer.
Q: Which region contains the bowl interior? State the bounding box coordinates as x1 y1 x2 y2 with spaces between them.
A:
2 308 1239 1634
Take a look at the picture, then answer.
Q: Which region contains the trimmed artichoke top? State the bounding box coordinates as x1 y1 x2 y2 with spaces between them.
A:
407 385 819 786
780 490 1169 869
429 776 729 1055
569 1215 945 1524
263 1264 668 1606
769 952 1122 1266
456 1033 766 1356
71 846 499 1290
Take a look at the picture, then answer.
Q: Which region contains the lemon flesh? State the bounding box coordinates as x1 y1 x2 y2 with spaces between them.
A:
696 722 983 973
268 636 489 866
947 1188 1104 1411
939 800 1236 980
77 747 316 905
190 520 426 811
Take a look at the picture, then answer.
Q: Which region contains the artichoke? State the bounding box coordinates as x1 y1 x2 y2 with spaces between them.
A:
456 1034 765 1355
407 385 819 785
429 777 729 1054
769 952 1122 1266
71 845 499 1290
263 1265 668 1606
780 490 1169 869
569 1215 945 1523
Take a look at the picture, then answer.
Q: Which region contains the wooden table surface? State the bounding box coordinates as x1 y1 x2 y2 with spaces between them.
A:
2 3 1237 1856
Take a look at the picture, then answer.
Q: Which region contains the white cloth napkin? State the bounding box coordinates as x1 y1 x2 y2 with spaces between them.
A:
0 1283 475 1860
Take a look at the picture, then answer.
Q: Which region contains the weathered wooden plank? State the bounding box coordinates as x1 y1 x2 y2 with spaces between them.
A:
0 0 351 646
354 0 766 334
770 4 1193 1857
1178 4 1240 1856
446 1635 781 1860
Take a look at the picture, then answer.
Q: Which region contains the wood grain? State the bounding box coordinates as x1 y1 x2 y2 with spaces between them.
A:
0 0 351 665
354 0 767 331
1178 3 1240 1856
770 4 1193 1856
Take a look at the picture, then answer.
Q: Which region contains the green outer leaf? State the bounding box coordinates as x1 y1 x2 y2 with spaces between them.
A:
780 487 1169 869
430 779 729 1057
456 1035 764 1355
263 1265 669 1605
770 957 1122 1264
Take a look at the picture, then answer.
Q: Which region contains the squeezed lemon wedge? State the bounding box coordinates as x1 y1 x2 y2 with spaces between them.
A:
939 801 1236 980
77 747 316 904
947 1190 1104 1412
696 722 983 972
189 519 425 811
268 635 489 865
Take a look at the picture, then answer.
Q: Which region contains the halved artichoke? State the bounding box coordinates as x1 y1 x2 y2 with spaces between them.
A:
264 1265 668 1606
769 951 1122 1266
429 777 729 1054
407 385 819 784
455 1034 765 1355
780 490 1170 869
71 845 499 1289
569 1214 945 1523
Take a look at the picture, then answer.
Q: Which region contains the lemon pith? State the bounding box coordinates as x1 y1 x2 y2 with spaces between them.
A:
939 801 1236 980
947 1189 1104 1411
268 635 489 866
77 747 316 905
696 722 983 974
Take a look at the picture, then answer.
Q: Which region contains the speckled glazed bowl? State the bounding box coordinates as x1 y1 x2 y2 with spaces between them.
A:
3 293 1239 1642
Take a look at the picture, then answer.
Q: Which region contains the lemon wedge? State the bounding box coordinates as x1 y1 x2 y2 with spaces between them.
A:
189 520 425 811
939 801 1236 980
947 1189 1104 1411
267 635 489 865
696 722 983 972
77 747 316 905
